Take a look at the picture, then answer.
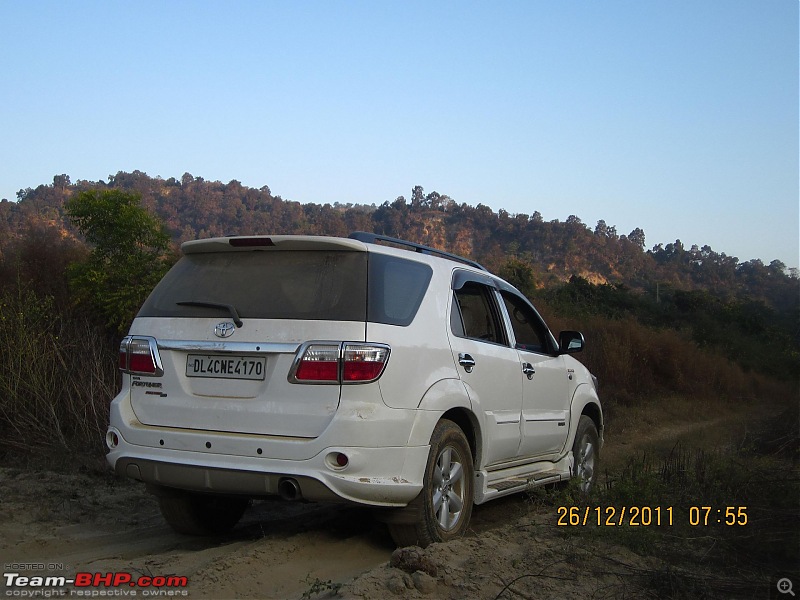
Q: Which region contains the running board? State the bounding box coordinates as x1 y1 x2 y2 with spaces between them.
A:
474 454 573 504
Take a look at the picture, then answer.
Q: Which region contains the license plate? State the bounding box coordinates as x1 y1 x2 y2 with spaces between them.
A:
186 355 266 380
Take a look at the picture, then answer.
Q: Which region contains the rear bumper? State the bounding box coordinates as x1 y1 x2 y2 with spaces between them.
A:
108 437 427 506
106 390 431 507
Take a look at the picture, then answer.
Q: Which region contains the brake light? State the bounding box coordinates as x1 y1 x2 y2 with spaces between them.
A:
291 342 390 384
229 237 275 247
294 344 340 381
119 336 164 376
342 345 390 382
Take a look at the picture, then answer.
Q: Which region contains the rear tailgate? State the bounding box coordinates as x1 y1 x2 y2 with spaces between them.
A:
126 239 368 439
129 318 365 438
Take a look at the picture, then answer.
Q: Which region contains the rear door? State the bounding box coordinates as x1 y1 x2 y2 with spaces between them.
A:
128 245 367 438
448 272 523 466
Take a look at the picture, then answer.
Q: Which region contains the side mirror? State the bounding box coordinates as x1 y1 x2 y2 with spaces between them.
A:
558 331 585 354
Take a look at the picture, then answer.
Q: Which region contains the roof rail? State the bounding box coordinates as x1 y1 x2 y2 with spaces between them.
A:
349 231 487 271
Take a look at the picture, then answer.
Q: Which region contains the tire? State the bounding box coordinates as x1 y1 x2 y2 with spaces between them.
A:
388 419 474 548
156 491 249 535
572 415 600 493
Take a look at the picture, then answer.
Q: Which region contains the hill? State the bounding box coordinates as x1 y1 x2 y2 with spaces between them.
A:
2 171 796 314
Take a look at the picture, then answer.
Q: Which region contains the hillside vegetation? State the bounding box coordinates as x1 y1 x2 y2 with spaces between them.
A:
3 172 796 305
0 172 797 455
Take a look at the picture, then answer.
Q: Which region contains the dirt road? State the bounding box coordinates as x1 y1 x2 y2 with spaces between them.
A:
0 400 786 599
0 467 395 598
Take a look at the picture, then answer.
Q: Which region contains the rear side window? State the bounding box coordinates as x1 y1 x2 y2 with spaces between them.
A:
367 254 432 326
452 281 508 345
138 251 367 321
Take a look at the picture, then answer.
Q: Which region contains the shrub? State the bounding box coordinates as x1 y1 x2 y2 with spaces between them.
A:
0 283 116 454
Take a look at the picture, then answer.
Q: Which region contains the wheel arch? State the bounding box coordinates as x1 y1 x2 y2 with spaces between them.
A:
439 407 482 468
408 378 483 466
566 383 604 453
581 401 603 435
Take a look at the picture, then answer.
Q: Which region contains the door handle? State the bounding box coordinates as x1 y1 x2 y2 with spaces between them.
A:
522 362 535 379
458 353 475 373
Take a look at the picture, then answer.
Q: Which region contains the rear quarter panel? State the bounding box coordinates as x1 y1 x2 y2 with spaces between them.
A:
370 255 463 412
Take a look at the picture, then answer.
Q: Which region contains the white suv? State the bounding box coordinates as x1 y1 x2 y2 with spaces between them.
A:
107 232 602 546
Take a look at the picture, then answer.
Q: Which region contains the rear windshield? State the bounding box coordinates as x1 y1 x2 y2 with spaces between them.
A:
138 250 432 326
139 251 368 321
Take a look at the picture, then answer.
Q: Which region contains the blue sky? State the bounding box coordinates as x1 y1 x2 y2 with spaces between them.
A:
1 1 797 268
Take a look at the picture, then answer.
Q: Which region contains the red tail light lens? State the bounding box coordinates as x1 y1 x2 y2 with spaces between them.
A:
118 343 128 370
294 344 340 382
290 342 390 384
119 336 164 376
342 344 390 382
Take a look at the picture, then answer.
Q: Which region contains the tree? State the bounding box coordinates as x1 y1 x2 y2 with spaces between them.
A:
566 215 583 226
53 174 71 191
594 220 617 238
628 228 646 249
65 189 172 334
498 257 537 298
411 185 425 209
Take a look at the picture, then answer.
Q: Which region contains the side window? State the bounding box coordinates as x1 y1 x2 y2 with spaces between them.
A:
452 282 507 345
500 291 551 353
367 254 432 326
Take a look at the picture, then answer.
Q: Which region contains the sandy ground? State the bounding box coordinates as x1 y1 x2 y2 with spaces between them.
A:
0 402 777 600
0 466 664 600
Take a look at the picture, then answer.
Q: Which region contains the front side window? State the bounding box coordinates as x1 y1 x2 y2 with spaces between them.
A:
500 291 552 353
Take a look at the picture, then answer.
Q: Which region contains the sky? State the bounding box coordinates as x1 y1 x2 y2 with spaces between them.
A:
1 1 797 268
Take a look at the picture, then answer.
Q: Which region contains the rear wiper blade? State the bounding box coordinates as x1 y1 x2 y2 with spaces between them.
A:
176 301 243 328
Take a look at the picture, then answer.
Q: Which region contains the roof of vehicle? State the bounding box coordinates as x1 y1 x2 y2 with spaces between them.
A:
181 235 367 254
348 232 487 271
182 233 488 272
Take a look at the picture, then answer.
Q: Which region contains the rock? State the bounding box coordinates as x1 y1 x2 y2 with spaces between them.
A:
390 547 438 577
386 575 407 595
412 571 437 594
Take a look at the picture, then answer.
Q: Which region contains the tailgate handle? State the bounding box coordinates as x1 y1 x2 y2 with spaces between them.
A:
458 353 475 373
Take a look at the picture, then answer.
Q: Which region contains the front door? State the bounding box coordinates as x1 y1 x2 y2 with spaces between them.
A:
498 290 573 459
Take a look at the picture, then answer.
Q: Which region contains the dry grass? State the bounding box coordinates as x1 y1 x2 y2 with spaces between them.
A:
0 284 116 456
525 403 799 599
540 309 794 423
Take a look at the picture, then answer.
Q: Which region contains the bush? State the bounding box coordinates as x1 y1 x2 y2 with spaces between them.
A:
0 283 116 454
538 306 792 411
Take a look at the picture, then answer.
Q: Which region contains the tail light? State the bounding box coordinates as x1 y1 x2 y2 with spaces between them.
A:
119 336 164 376
342 345 390 381
290 342 390 384
294 344 340 382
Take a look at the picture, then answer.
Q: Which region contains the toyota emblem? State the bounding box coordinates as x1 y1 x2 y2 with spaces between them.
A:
214 322 235 338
